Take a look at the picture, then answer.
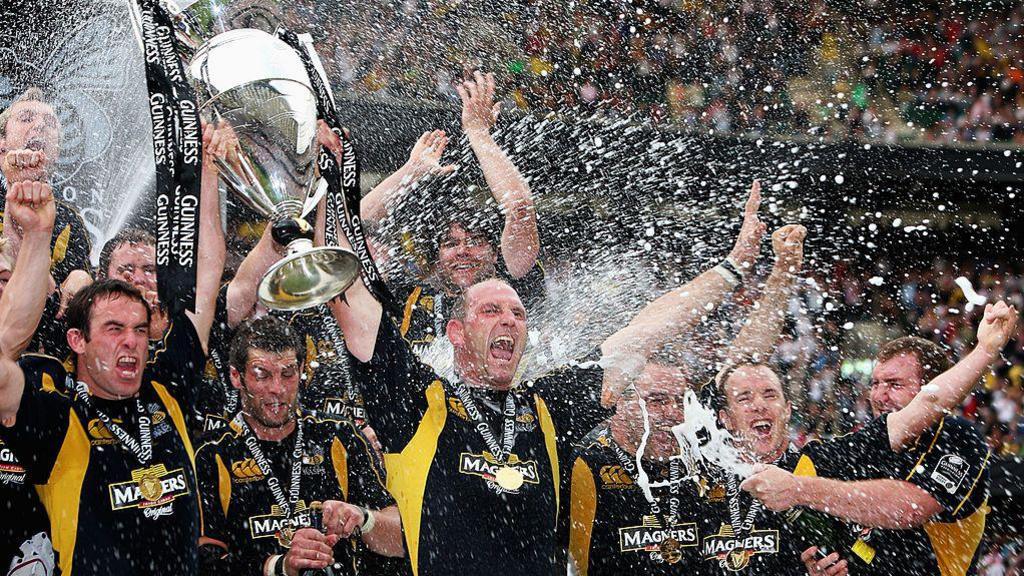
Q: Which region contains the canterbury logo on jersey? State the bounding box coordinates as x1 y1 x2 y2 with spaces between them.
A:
250 502 315 540
458 452 540 485
702 524 779 572
620 520 699 552
88 418 123 444
108 465 190 511
599 465 634 488
231 458 265 481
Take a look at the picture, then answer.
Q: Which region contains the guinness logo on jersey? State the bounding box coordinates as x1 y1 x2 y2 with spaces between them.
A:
619 516 698 563
231 458 266 482
250 501 316 546
702 524 779 571
599 465 634 489
458 452 540 489
108 465 190 512
0 444 27 484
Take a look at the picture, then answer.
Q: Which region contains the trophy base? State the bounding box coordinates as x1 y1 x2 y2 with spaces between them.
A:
257 242 362 311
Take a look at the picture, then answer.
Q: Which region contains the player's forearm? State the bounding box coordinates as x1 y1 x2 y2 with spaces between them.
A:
0 229 53 359
226 225 280 328
794 476 939 529
888 345 997 450
360 506 405 557
191 165 226 353
327 232 382 363
360 164 416 224
729 265 795 363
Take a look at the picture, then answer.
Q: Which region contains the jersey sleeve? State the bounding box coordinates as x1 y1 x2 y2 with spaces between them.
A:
901 418 989 523
333 422 395 511
195 439 230 542
0 356 74 484
346 310 437 453
48 202 92 285
150 309 206 411
531 351 613 450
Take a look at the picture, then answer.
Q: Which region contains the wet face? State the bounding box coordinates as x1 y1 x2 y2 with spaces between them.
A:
614 363 688 459
0 100 61 176
869 354 922 417
437 223 497 290
720 365 791 463
107 242 158 298
232 348 302 429
68 294 150 399
447 280 528 389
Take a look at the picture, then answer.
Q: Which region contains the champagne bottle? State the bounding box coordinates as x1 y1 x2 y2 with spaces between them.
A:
784 507 875 568
301 502 337 576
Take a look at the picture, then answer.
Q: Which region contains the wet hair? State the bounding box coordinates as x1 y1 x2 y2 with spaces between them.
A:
428 215 502 265
447 278 516 322
98 228 156 279
229 316 304 374
65 280 152 340
875 336 952 385
0 87 48 137
708 359 788 413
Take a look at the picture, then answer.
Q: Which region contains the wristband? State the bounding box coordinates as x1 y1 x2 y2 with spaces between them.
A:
360 508 378 536
712 265 740 288
722 256 747 282
263 555 283 576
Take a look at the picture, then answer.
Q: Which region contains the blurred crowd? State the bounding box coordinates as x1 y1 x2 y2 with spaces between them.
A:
316 0 1024 145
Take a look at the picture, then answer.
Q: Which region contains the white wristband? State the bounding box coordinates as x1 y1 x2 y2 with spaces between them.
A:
263 554 283 576
361 508 378 536
712 265 740 288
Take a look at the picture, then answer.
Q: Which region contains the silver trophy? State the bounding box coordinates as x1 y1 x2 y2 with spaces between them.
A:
187 27 361 310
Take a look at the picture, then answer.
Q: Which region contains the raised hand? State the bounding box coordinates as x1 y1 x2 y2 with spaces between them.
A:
406 130 457 180
1 149 49 183
456 71 501 137
976 301 1018 356
5 180 56 235
727 180 768 273
771 224 806 274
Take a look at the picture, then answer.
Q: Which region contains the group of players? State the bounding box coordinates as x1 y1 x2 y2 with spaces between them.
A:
0 70 1018 576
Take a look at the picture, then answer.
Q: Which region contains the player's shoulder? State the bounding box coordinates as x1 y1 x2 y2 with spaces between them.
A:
195 423 243 459
935 415 986 451
18 353 71 393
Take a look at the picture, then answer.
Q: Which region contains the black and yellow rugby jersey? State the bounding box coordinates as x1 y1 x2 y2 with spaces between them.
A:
1 438 56 576
795 414 990 576
395 261 544 353
567 429 707 575
0 312 206 576
194 285 237 441
195 414 397 575
347 311 611 575
0 196 92 286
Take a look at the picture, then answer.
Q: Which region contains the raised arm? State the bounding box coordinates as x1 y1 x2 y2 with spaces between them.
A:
457 72 539 279
357 128 455 224
598 181 767 406
0 181 56 420
185 122 228 353
728 224 806 363
886 300 1017 450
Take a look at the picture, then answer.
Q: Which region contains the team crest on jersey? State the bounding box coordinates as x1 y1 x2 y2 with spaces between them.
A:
702 524 779 571
447 398 470 420
147 403 171 438
458 451 540 491
515 406 537 432
619 516 698 564
931 454 969 494
108 464 190 515
599 465 634 489
231 458 266 482
301 448 326 476
418 295 434 312
0 442 27 484
250 501 317 546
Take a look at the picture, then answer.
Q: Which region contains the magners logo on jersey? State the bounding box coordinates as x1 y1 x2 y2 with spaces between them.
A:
0 443 27 484
702 524 779 571
250 501 317 547
619 516 699 564
108 465 190 511
320 397 366 424
458 452 540 488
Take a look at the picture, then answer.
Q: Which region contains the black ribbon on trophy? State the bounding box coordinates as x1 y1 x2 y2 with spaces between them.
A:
133 0 202 315
276 29 399 320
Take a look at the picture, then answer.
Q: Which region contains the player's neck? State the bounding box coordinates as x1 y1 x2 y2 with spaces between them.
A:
609 417 641 455
245 415 296 442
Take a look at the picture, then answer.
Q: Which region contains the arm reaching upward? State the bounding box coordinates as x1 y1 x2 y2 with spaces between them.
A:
728 224 806 363
599 180 767 406
886 300 1017 450
358 129 456 224
457 72 539 279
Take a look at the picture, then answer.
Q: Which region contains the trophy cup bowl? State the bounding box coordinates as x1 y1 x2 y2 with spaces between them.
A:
187 28 361 311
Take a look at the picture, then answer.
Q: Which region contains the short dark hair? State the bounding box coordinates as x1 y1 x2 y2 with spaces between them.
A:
447 278 517 322
876 336 952 385
709 360 787 412
229 316 304 374
98 228 156 279
65 280 151 339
